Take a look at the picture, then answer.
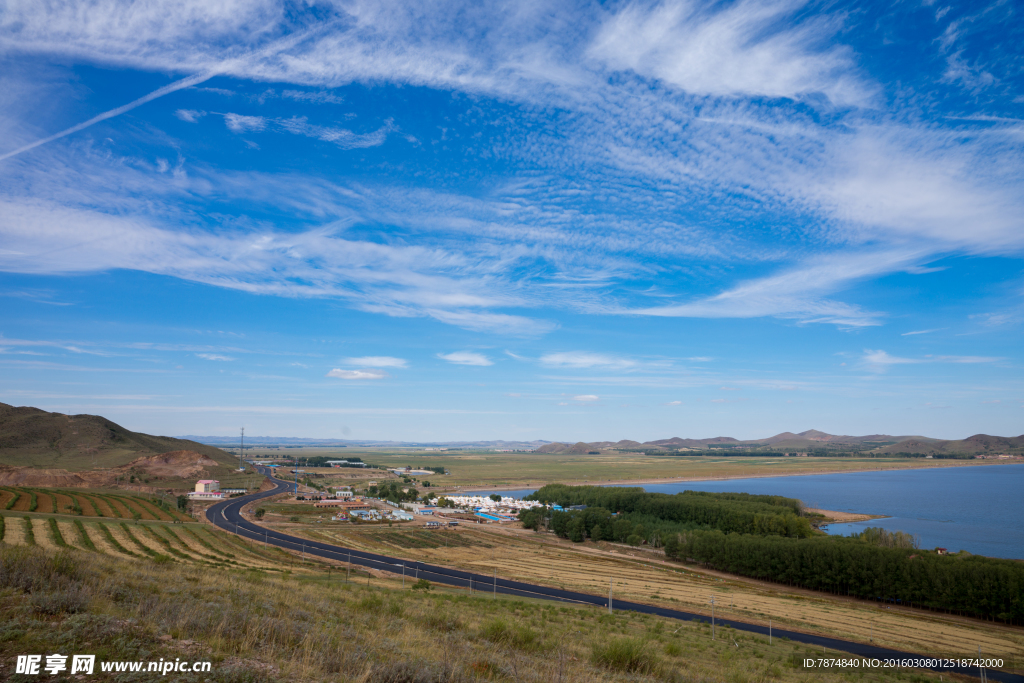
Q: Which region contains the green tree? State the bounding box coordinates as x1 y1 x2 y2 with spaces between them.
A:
254 508 266 520
489 494 502 503
176 495 188 511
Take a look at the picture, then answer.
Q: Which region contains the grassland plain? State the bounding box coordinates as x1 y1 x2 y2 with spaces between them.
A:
279 521 1024 671
0 539 977 683
248 448 1014 491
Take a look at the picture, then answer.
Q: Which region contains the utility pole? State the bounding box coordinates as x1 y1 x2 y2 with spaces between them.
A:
347 552 351 582
609 579 613 614
239 427 244 471
710 595 716 640
769 618 771 645
493 567 497 599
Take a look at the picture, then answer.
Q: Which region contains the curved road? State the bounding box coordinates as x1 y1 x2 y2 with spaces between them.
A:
207 467 1020 683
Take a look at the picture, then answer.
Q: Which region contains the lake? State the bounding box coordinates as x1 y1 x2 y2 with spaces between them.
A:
469 464 1024 559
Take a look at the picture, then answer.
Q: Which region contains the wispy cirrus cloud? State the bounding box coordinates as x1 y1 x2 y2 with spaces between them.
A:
195 353 235 361
222 113 265 133
326 368 386 380
343 356 407 368
540 352 636 369
1 0 1022 341
861 349 1001 373
587 0 869 104
437 351 493 366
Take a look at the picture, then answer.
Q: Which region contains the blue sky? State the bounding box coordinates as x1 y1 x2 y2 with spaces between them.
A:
1 0 1022 441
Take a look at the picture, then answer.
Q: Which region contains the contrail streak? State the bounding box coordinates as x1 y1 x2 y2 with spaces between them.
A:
0 21 340 164
0 71 216 163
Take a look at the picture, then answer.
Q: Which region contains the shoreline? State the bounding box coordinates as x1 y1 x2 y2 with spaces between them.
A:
457 459 1021 494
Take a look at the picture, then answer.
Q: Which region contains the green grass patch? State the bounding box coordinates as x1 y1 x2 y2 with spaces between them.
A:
97 495 124 518
3 489 19 511
23 516 35 545
98 523 138 557
139 525 191 561
28 491 38 512
118 523 158 557
47 518 68 548
187 527 236 558
590 636 659 674
73 520 97 551
77 493 103 517
159 526 221 562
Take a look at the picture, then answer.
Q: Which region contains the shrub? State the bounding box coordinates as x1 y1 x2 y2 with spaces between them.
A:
590 637 658 674
664 641 683 656
479 618 540 651
31 586 88 615
412 578 432 591
419 610 462 633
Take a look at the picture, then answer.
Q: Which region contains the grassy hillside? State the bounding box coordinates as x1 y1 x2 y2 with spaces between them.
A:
0 402 235 470
0 540 961 683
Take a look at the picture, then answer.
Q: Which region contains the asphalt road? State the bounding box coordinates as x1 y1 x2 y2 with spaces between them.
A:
206 467 1021 682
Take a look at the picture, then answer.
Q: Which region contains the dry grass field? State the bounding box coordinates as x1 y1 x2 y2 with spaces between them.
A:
0 537 974 683
248 447 1016 491
0 509 316 573
287 521 1024 671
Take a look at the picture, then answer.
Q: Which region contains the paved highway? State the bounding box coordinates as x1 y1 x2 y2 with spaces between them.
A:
207 467 1020 682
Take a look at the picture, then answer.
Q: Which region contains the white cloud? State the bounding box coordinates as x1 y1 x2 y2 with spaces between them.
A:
281 89 344 104
196 353 235 361
174 109 206 122
343 356 407 368
574 394 599 402
326 368 386 380
861 349 1000 373
540 352 635 369
862 349 922 367
902 328 942 336
223 113 266 133
277 117 396 150
437 351 493 366
586 0 868 104
667 400 682 405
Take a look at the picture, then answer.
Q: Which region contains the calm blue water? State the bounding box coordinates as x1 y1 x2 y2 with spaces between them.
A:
469 464 1024 559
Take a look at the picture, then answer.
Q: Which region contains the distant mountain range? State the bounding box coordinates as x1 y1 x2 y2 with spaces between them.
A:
535 429 1024 455
181 435 551 449
3 402 1021 462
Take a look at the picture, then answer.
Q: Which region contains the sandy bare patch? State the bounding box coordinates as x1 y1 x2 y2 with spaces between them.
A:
805 508 884 523
32 518 58 549
56 520 83 549
2 515 26 545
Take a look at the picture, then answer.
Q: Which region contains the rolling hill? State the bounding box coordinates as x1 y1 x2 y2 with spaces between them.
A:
0 402 235 470
537 429 1023 455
